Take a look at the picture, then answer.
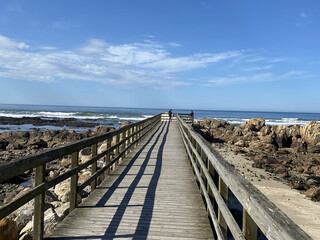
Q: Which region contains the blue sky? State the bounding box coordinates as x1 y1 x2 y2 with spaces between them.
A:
0 0 319 112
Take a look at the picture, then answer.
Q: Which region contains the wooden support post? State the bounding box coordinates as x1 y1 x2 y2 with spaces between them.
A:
91 143 97 191
243 209 258 240
70 151 79 211
34 164 45 240
106 138 111 175
120 131 125 161
116 134 120 165
218 176 228 239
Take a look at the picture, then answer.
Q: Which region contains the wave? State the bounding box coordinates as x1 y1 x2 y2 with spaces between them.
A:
194 117 319 126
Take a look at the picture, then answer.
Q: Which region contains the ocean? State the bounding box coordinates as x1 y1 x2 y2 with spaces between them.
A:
0 104 320 132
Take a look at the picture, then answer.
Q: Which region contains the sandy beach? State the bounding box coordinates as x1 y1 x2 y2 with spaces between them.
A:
215 143 320 239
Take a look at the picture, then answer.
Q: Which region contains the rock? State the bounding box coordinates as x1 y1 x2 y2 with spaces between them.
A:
93 126 113 135
234 140 248 148
28 138 48 148
54 180 70 201
43 208 60 235
55 202 69 219
78 172 91 184
260 125 272 136
15 213 29 232
304 187 320 201
249 142 277 152
119 121 131 128
49 170 59 179
301 121 320 144
98 143 108 154
19 220 33 240
307 144 320 153
61 158 71 168
0 218 18 240
79 147 92 163
291 139 307 153
241 118 265 131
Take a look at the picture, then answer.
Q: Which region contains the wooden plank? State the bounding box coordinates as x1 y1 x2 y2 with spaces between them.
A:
34 164 45 240
70 151 79 211
47 122 213 239
243 209 258 240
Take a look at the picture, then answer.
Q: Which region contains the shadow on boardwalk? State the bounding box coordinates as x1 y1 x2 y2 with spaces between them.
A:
47 122 170 239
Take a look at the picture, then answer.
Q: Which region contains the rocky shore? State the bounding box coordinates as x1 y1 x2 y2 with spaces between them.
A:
195 118 320 201
0 116 105 131
0 122 121 239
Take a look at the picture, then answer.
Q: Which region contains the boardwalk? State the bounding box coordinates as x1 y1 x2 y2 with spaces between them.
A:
47 121 213 239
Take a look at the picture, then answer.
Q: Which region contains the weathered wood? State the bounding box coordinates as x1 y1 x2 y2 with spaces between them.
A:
179 124 244 240
70 151 79 211
177 116 312 240
243 209 258 240
179 124 224 240
47 122 213 239
34 164 45 240
218 177 228 239
105 138 111 176
91 144 98 191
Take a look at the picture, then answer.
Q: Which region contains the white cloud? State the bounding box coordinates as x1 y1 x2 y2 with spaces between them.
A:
0 34 310 89
206 71 312 86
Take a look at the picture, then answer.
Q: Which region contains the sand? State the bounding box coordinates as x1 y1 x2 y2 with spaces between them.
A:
214 143 320 240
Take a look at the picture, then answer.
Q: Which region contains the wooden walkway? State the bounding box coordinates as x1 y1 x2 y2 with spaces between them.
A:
46 121 213 240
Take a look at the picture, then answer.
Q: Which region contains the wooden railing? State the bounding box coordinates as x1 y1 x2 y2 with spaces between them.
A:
161 112 194 124
176 116 311 240
0 114 161 240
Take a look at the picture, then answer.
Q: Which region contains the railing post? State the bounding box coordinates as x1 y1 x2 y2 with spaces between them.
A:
115 134 120 166
106 138 111 175
121 131 125 160
91 143 97 191
70 151 79 211
34 164 45 240
218 176 228 239
243 209 258 240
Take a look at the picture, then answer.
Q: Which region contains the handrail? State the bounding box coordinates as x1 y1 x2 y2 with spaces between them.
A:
161 112 194 124
176 115 311 240
0 114 162 239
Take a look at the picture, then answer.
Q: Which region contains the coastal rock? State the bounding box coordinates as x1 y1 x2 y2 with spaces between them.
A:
54 180 70 201
43 208 60 234
98 143 108 154
93 126 113 135
241 118 265 131
301 121 320 144
0 218 18 240
119 121 131 128
61 158 71 168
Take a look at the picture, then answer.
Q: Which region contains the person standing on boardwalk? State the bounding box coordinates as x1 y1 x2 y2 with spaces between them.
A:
168 109 172 121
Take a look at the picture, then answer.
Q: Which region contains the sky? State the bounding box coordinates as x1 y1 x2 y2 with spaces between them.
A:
0 0 319 112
